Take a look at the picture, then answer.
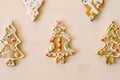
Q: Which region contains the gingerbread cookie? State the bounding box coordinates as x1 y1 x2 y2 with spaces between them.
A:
46 20 75 64
0 21 24 67
97 21 120 65
21 0 43 21
82 0 104 21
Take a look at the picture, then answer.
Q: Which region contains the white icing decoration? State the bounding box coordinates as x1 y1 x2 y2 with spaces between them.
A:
94 0 103 4
21 0 43 21
48 41 55 52
83 0 103 14
62 32 70 41
83 0 98 14
0 42 4 51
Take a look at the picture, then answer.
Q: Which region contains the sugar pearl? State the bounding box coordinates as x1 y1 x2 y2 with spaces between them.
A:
10 45 15 49
3 41 8 45
14 53 19 58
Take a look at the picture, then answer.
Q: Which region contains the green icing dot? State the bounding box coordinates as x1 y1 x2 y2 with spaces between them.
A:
9 25 11 28
6 35 10 39
89 15 94 20
108 27 113 31
105 62 108 65
111 36 114 40
2 53 7 56
95 1 99 4
109 52 113 56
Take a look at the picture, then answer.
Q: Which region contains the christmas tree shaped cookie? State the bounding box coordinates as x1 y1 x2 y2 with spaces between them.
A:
97 21 120 65
0 21 24 67
46 20 75 64
82 0 104 21
21 0 43 21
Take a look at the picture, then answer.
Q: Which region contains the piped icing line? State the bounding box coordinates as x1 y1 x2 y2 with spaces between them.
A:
82 0 104 21
83 0 99 14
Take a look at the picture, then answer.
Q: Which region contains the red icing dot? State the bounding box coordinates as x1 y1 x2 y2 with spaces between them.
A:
117 27 119 30
72 51 75 55
12 39 16 42
101 39 104 42
112 21 115 24
50 39 53 42
6 61 9 65
46 53 48 56
116 48 119 52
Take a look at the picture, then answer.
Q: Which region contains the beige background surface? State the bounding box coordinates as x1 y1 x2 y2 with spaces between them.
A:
0 0 120 80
